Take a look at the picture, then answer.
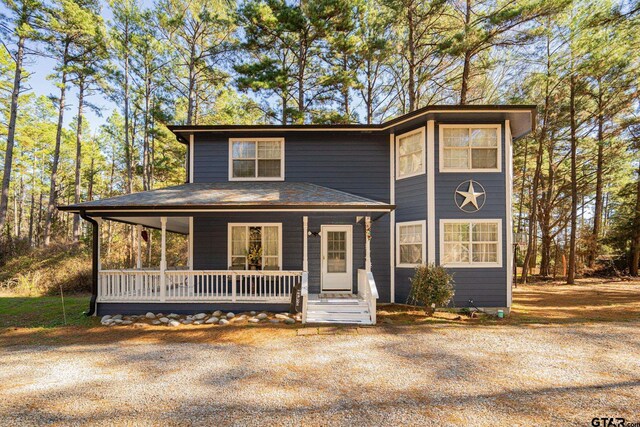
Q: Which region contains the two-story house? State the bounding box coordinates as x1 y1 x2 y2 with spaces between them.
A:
59 105 535 324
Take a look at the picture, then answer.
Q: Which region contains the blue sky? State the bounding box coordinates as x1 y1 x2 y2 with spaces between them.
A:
2 0 155 133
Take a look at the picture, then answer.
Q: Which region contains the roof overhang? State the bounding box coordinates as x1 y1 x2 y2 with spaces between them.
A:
167 104 536 141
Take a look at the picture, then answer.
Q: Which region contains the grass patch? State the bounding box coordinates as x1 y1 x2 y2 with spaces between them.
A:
0 242 91 296
0 294 96 328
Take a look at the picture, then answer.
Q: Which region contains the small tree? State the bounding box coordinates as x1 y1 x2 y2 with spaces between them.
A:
407 264 455 315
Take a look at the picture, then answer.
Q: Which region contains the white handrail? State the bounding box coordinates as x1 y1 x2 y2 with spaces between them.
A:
358 269 378 325
301 271 309 324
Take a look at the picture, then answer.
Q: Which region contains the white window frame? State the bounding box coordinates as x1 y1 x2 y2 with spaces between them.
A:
439 219 502 268
396 220 427 268
395 127 426 180
228 137 285 181
439 124 502 173
227 223 283 270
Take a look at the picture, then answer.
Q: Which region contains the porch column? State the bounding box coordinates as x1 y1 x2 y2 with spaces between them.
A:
188 217 194 270
160 217 167 302
188 217 194 292
303 216 308 271
136 224 142 269
365 216 372 271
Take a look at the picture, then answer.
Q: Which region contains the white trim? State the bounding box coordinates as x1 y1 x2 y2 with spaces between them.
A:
365 216 371 271
228 137 285 181
439 219 503 268
426 120 436 264
505 120 513 307
302 216 308 272
395 127 426 180
76 208 393 214
439 124 502 173
188 217 194 270
160 217 167 302
136 224 142 269
389 132 395 302
320 224 353 292
227 223 283 270
189 134 194 182
173 108 533 133
396 220 427 268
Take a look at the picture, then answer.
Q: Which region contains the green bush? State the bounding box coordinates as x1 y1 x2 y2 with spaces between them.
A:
407 264 455 315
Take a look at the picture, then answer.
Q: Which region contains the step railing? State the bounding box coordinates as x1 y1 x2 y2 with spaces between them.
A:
301 271 309 324
357 269 379 325
98 269 303 303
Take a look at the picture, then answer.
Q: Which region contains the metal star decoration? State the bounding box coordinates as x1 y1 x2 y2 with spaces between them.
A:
456 181 485 210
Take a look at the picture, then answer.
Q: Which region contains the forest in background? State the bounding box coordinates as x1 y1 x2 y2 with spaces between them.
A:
1 0 639 295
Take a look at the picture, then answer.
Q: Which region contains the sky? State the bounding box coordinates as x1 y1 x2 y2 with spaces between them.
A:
2 0 155 134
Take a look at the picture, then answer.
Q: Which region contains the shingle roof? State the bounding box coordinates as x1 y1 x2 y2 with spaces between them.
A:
57 182 394 212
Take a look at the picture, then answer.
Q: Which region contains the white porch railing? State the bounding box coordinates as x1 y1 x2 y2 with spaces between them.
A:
98 269 303 303
357 269 379 325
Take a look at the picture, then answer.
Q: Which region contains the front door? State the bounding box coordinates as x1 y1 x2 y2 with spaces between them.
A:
321 225 353 292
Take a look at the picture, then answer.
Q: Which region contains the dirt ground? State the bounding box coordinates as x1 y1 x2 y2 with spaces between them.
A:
0 279 639 425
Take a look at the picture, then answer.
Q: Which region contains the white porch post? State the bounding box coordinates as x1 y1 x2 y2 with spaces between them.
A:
365 216 372 271
188 217 194 292
160 217 167 302
188 217 194 270
136 224 142 269
303 216 308 272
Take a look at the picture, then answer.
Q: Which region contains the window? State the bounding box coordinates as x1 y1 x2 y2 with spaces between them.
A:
396 128 425 179
228 224 281 270
396 220 426 267
440 220 502 267
440 125 501 172
229 138 284 180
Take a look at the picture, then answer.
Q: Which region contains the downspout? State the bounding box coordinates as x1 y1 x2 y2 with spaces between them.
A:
80 210 98 316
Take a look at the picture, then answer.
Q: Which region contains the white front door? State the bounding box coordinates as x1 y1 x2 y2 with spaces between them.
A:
321 225 353 292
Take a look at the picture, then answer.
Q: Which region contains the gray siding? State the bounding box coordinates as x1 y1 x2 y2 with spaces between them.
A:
394 124 429 304
193 132 390 203
433 122 508 307
97 303 289 316
393 121 509 307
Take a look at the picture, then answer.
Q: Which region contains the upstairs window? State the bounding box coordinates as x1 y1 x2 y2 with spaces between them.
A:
396 128 425 179
440 125 501 172
229 138 284 180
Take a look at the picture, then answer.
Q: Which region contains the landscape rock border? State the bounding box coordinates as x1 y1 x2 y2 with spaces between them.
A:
100 311 302 327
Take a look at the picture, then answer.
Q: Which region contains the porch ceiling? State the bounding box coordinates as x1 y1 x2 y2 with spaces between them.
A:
104 216 189 234
57 182 394 214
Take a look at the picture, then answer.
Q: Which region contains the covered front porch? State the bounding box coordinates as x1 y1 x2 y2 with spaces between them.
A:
59 182 393 324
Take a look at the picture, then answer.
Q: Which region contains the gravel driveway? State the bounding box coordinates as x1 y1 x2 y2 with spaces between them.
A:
1 323 639 426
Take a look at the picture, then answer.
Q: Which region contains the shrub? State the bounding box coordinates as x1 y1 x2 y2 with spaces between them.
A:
407 264 455 315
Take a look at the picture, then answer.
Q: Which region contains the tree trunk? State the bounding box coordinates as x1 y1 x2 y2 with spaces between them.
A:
72 81 85 242
123 18 133 194
588 90 605 268
407 5 416 112
44 41 69 246
143 72 151 191
459 0 472 105
0 34 26 236
630 163 640 276
567 73 578 284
